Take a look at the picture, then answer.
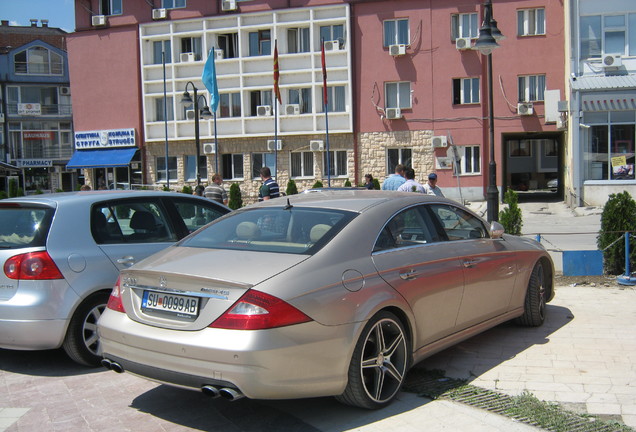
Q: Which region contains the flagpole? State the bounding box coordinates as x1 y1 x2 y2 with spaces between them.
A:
273 39 281 180
321 38 331 187
214 111 218 173
202 47 220 175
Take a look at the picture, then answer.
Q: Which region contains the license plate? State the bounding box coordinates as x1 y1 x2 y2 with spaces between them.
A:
142 291 199 319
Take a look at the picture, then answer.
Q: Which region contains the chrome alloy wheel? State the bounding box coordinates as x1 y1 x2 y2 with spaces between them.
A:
82 303 105 356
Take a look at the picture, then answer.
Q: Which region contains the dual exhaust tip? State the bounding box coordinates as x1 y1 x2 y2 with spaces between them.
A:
101 359 244 401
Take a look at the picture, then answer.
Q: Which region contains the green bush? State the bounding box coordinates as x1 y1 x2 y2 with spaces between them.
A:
373 178 381 190
0 191 7 200
312 180 323 189
162 185 171 192
182 185 193 195
344 178 352 187
286 179 298 196
597 191 636 275
499 189 523 235
228 183 243 210
8 178 22 197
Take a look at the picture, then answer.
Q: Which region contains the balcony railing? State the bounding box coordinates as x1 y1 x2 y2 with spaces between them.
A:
6 103 72 117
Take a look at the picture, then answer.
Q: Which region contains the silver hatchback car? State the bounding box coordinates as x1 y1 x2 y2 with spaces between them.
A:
0 190 229 366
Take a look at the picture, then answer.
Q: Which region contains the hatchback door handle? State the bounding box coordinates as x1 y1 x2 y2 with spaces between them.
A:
399 269 418 280
117 256 136 267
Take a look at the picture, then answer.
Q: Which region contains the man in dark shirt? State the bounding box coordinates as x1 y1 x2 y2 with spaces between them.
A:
258 167 280 201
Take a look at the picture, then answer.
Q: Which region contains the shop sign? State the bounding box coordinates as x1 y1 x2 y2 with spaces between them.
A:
23 131 55 140
16 159 53 168
74 128 136 149
18 103 42 115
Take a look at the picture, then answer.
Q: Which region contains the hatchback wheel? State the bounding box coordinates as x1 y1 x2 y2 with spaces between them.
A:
515 262 546 327
337 311 409 409
63 292 109 366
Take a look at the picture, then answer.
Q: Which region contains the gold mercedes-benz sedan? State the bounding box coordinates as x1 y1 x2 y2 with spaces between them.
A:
98 190 554 409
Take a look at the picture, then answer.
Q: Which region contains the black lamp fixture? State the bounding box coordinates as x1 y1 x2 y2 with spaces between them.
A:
181 82 212 186
474 0 503 222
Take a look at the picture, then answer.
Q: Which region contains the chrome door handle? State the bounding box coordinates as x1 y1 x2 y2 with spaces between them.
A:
399 269 418 280
117 256 136 267
463 260 477 268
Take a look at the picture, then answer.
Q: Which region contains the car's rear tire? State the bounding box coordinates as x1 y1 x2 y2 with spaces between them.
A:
63 292 109 367
515 262 546 327
336 311 409 409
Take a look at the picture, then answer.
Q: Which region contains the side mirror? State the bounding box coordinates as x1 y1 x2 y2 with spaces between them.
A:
490 221 505 239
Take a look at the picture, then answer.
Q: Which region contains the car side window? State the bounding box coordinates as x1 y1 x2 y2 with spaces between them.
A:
91 200 177 244
374 206 438 252
427 204 488 241
172 199 227 233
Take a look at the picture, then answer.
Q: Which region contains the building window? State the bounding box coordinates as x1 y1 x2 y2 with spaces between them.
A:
583 111 635 181
517 8 545 36
458 145 480 175
222 153 244 180
323 150 347 177
518 75 545 102
153 40 171 65
156 156 177 182
219 93 241 117
100 0 122 15
385 81 411 109
580 13 636 59
386 148 412 175
185 155 207 182
252 153 277 179
451 13 478 39
320 24 345 48
291 152 314 178
218 33 239 59
288 88 312 114
250 90 272 116
452 78 480 105
162 0 186 9
14 46 63 75
249 30 271 56
287 28 310 53
383 19 409 46
155 96 174 122
7 85 61 115
180 37 202 61
321 86 346 112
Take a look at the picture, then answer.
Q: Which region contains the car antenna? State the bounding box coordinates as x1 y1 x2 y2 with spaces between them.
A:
284 198 293 210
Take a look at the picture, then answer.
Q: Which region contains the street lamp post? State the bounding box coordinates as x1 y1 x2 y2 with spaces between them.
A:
181 82 212 187
475 0 504 223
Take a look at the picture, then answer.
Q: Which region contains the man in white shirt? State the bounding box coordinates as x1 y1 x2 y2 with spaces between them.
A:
423 173 445 197
397 168 425 193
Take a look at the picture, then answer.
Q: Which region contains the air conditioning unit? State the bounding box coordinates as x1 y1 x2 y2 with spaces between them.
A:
324 40 340 51
60 86 71 95
257 105 271 116
267 140 282 151
309 140 324 151
432 135 448 148
389 44 406 56
203 143 216 154
284 104 300 115
152 8 167 19
385 107 402 119
455 37 472 50
215 49 224 60
180 52 195 63
602 54 622 69
92 15 106 27
517 102 534 116
221 0 237 11
186 109 196 120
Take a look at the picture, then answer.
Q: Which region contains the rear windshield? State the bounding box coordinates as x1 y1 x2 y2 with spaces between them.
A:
0 205 54 249
180 207 356 254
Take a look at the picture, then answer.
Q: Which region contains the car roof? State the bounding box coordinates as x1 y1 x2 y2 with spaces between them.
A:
249 190 462 213
0 190 214 207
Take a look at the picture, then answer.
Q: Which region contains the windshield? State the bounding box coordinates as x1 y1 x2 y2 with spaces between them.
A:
0 205 54 249
181 207 356 254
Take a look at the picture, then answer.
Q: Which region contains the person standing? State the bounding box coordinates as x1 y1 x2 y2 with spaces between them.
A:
364 174 374 190
423 173 445 197
381 164 406 190
397 168 425 193
193 184 205 197
204 174 228 205
258 166 280 201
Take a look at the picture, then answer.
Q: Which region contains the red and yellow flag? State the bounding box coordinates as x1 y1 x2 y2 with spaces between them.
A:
321 39 328 106
273 40 282 105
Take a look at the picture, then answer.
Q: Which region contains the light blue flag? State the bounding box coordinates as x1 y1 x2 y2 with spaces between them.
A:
202 49 219 112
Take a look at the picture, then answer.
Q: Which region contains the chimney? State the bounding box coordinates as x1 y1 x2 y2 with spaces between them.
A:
30 19 38 27
41 19 49 27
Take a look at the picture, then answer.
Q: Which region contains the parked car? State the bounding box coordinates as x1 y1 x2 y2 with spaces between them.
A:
0 190 229 366
98 190 554 409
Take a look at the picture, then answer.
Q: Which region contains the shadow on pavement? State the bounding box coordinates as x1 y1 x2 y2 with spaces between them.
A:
0 348 100 377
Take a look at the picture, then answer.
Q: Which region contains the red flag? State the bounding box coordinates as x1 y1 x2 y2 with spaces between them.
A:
273 40 282 105
321 39 328 107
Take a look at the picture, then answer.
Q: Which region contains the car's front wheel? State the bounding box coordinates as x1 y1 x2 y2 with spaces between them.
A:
336 311 409 409
62 292 109 366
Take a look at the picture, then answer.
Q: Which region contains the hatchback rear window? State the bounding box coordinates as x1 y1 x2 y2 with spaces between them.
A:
0 205 53 248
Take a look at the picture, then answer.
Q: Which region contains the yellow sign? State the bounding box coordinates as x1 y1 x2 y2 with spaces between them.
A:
611 156 627 167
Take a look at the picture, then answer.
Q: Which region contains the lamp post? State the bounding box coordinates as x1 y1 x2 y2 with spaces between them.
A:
181 82 212 186
475 0 504 222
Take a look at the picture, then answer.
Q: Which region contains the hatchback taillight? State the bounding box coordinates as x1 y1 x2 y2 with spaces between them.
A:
4 251 63 280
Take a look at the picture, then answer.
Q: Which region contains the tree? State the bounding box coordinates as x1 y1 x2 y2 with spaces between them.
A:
182 185 193 195
228 183 243 210
312 180 323 189
344 178 352 187
499 189 523 235
372 178 381 190
286 179 298 196
598 191 636 275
